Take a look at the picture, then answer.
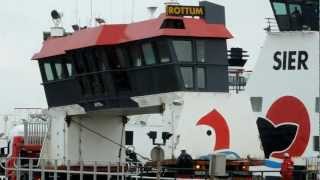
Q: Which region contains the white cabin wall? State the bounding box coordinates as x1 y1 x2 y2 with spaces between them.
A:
67 114 125 164
174 92 263 159
128 93 184 160
246 31 320 158
45 108 67 162
42 106 125 165
128 92 264 160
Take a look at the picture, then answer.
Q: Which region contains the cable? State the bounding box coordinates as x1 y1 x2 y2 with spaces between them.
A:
70 119 150 161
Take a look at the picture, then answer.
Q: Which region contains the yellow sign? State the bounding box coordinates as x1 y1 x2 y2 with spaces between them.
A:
166 5 205 17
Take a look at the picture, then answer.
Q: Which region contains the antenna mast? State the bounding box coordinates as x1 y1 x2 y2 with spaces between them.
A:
75 0 79 25
131 0 135 22
90 0 93 26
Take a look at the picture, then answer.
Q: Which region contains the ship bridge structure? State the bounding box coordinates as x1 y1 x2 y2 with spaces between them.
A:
32 1 232 112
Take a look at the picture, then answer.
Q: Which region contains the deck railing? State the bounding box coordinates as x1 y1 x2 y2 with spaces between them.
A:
1 157 320 180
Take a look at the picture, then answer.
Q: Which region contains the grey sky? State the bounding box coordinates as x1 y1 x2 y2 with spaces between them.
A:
0 0 273 114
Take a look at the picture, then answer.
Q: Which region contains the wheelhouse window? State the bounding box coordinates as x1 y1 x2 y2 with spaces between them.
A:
95 48 109 71
172 40 192 62
54 63 63 79
66 62 73 77
108 48 121 69
142 43 156 65
273 2 287 15
44 62 54 81
130 45 143 67
116 47 130 68
85 50 100 72
156 40 171 63
74 52 88 74
196 67 206 89
196 40 205 62
180 67 193 88
289 4 302 15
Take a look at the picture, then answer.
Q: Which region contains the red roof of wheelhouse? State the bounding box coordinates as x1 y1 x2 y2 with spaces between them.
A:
32 15 233 60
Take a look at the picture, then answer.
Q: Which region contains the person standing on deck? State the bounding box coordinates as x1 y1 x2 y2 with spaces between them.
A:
280 153 294 180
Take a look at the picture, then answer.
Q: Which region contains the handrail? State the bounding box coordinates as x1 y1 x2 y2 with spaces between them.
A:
1 157 319 180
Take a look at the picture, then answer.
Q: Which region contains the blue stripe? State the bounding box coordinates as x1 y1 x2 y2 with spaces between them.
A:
264 159 281 168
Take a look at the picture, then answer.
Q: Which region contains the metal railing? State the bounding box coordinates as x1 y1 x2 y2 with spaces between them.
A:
1 157 320 180
23 122 48 145
1 157 169 180
264 18 279 32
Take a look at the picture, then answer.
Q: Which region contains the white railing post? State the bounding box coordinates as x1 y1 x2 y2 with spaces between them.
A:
24 122 28 144
93 161 97 180
28 159 33 180
54 159 58 180
80 161 84 180
67 160 71 180
16 158 21 180
117 164 120 180
41 159 45 180
136 163 139 180
107 162 111 180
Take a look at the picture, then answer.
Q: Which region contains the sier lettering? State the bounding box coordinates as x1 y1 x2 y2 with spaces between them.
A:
273 51 308 70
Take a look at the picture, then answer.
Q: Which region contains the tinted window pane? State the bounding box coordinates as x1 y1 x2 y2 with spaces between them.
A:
156 40 171 63
173 40 192 62
196 40 205 62
96 48 109 71
66 63 73 77
125 131 134 145
74 52 87 73
289 4 302 14
44 63 54 81
116 48 129 68
197 68 205 89
273 2 287 15
91 75 104 95
130 45 143 67
55 63 63 79
108 48 121 69
142 43 156 65
181 67 193 88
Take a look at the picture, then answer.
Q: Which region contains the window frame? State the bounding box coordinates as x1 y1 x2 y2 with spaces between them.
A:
154 39 172 64
273 2 288 15
43 61 55 82
129 43 145 67
171 39 193 63
141 42 157 65
180 66 194 89
196 66 206 89
195 40 206 63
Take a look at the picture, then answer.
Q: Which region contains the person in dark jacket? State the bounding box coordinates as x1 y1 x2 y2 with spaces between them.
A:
176 149 194 176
